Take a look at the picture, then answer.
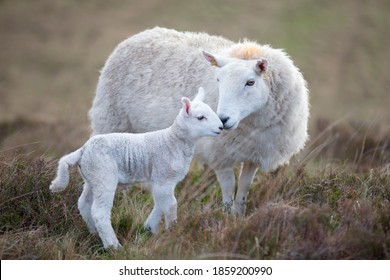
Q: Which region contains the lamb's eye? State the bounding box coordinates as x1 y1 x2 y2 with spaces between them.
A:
217 78 220 82
245 80 255 86
197 116 206 121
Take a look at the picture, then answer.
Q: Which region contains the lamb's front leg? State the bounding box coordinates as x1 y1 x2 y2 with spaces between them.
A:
163 194 177 231
144 204 162 234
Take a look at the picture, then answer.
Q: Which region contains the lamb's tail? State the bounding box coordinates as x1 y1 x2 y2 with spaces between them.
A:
50 148 83 192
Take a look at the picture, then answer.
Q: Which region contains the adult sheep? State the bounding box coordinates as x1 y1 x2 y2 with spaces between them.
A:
89 27 309 214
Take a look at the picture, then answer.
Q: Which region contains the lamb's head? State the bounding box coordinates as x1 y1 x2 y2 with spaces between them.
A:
179 87 223 138
203 51 271 130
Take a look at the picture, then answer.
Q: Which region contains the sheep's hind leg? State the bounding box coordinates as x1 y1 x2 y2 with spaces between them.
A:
78 181 97 233
91 182 120 249
234 162 258 215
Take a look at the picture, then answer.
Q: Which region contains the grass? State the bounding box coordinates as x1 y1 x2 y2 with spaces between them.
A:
0 141 389 259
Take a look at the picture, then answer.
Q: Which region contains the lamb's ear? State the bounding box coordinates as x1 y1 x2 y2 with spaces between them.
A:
181 97 191 116
194 87 205 102
202 51 230 68
255 58 268 75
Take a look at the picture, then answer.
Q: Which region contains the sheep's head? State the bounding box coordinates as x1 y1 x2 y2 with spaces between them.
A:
180 87 223 138
203 51 271 130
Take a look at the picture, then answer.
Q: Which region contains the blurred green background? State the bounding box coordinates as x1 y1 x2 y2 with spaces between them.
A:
1 0 389 156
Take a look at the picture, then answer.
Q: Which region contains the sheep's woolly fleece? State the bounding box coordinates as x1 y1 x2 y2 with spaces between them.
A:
89 27 309 213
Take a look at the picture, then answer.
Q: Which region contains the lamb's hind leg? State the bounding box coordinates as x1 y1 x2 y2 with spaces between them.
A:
90 179 120 249
234 162 258 215
78 181 97 233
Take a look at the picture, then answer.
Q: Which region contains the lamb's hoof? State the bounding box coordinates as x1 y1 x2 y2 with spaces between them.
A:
145 225 152 233
49 180 64 193
105 242 122 250
166 220 177 232
49 182 59 192
143 224 156 235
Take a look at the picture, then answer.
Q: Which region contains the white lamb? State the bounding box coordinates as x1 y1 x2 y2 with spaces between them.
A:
50 88 223 249
89 27 309 215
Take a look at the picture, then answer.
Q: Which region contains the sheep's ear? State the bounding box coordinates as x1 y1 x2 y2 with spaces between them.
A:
255 58 268 74
181 97 191 116
202 51 230 68
194 87 205 102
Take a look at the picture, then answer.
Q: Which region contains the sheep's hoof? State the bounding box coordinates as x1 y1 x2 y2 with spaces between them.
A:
232 202 246 216
221 201 233 213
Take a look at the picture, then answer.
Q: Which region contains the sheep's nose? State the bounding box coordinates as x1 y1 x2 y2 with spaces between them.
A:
220 116 229 125
219 126 223 131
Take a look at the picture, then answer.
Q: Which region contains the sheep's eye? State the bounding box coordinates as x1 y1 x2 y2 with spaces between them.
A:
245 80 255 86
217 78 220 82
197 116 206 121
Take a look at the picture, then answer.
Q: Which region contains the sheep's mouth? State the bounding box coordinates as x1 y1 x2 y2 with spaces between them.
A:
223 121 239 131
213 131 222 135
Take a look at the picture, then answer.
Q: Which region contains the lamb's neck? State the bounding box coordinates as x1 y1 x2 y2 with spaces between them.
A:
167 119 197 155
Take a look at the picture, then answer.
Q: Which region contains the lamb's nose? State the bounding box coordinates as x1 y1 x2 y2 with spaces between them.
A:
220 116 229 125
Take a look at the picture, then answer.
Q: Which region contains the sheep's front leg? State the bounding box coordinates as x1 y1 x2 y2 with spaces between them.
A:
215 167 236 212
234 162 258 215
